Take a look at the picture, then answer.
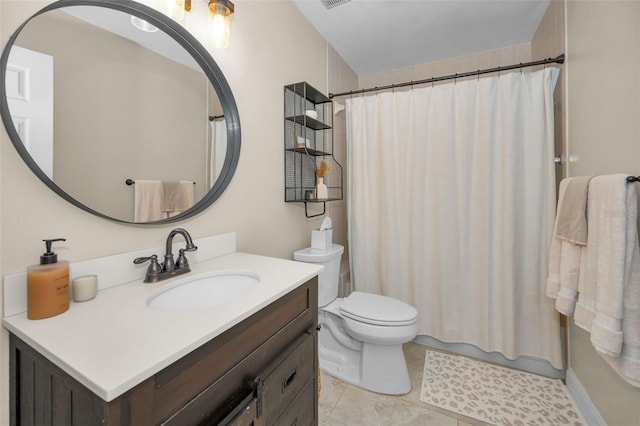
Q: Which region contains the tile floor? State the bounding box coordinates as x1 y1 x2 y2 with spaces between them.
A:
318 342 493 426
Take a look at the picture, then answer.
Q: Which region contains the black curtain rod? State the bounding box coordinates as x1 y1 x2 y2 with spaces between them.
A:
328 54 565 99
627 176 640 182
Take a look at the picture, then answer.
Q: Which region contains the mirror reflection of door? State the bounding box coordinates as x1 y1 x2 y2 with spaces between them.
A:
6 46 53 179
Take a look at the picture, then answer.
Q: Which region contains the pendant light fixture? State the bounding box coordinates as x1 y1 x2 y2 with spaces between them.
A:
150 0 234 48
207 0 234 48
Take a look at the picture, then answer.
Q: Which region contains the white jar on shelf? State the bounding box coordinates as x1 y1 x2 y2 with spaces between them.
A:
316 177 328 199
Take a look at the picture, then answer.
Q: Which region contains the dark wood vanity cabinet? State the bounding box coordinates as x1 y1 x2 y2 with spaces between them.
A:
10 278 318 426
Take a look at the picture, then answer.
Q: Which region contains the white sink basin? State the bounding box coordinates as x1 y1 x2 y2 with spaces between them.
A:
147 271 259 312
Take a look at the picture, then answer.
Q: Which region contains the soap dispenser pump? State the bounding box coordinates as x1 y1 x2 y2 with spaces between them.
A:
27 238 70 320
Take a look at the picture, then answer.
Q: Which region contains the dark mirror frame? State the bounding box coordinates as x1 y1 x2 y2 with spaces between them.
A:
0 0 241 225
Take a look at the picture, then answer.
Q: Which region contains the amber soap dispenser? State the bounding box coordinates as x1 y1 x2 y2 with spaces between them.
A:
27 238 70 320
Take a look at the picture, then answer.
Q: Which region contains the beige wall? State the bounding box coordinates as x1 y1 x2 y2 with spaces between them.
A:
0 0 329 422
15 9 209 221
327 45 357 291
531 0 566 189
359 43 532 89
566 1 640 424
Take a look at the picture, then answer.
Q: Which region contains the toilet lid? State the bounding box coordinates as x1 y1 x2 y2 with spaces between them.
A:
339 292 417 326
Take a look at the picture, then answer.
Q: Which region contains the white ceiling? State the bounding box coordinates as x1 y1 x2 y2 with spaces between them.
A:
62 6 201 71
291 0 551 76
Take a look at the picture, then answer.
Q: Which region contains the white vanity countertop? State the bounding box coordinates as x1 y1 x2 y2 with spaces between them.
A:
2 252 322 402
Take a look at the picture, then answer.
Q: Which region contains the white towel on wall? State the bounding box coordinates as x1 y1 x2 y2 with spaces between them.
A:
588 175 634 356
133 180 164 222
580 174 640 387
546 177 588 316
556 242 583 316
550 174 640 387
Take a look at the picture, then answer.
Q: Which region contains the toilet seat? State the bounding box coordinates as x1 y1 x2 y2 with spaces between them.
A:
339 291 417 327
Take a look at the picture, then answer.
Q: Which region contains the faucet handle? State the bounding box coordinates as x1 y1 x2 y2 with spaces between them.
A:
134 255 162 277
176 249 191 270
134 254 157 265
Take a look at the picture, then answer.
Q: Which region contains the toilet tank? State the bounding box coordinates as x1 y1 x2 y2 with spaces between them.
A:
293 244 344 307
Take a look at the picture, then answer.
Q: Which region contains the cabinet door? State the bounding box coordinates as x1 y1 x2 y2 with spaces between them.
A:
272 380 315 426
227 399 261 426
260 332 315 424
219 392 265 426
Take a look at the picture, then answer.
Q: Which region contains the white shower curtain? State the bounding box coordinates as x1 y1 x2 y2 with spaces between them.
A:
346 68 562 369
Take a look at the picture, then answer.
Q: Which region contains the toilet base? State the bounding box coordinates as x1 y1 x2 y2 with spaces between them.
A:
318 311 413 395
320 343 412 395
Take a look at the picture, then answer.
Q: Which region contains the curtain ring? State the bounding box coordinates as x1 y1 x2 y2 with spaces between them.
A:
520 62 523 74
431 77 434 88
477 70 480 82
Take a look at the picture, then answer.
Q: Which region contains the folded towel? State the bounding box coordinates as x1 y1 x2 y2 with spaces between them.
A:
162 181 195 215
615 236 640 385
546 178 587 316
546 178 570 299
588 175 637 357
555 176 593 245
545 234 561 299
574 244 596 330
556 241 583 316
598 192 640 387
134 180 164 222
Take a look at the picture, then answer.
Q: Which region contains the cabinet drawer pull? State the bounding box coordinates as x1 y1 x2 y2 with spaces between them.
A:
282 369 297 391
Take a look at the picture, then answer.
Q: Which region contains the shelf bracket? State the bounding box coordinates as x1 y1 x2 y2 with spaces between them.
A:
304 201 326 218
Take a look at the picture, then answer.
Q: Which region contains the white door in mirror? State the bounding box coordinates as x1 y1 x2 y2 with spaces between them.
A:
6 46 53 179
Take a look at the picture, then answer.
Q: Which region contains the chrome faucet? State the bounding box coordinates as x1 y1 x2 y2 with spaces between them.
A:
134 228 198 283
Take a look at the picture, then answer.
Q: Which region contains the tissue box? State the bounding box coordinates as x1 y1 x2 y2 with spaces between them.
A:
312 229 332 250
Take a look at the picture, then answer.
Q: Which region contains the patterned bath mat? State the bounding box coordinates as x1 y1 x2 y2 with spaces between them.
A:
420 349 585 425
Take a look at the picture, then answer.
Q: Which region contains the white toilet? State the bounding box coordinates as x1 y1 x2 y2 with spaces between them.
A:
294 244 418 395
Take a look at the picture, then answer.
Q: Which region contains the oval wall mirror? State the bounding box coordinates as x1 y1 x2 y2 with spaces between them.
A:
0 0 241 224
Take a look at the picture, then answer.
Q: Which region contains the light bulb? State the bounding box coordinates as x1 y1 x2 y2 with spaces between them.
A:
156 0 186 21
208 1 233 48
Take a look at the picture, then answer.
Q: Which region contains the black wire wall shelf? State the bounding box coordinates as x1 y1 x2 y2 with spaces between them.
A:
285 147 331 156
284 82 343 218
285 115 332 130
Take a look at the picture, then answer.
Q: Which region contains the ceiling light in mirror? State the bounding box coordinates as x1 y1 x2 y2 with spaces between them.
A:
130 15 159 32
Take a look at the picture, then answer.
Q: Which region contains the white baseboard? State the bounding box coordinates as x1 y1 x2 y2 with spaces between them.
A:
566 368 606 426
